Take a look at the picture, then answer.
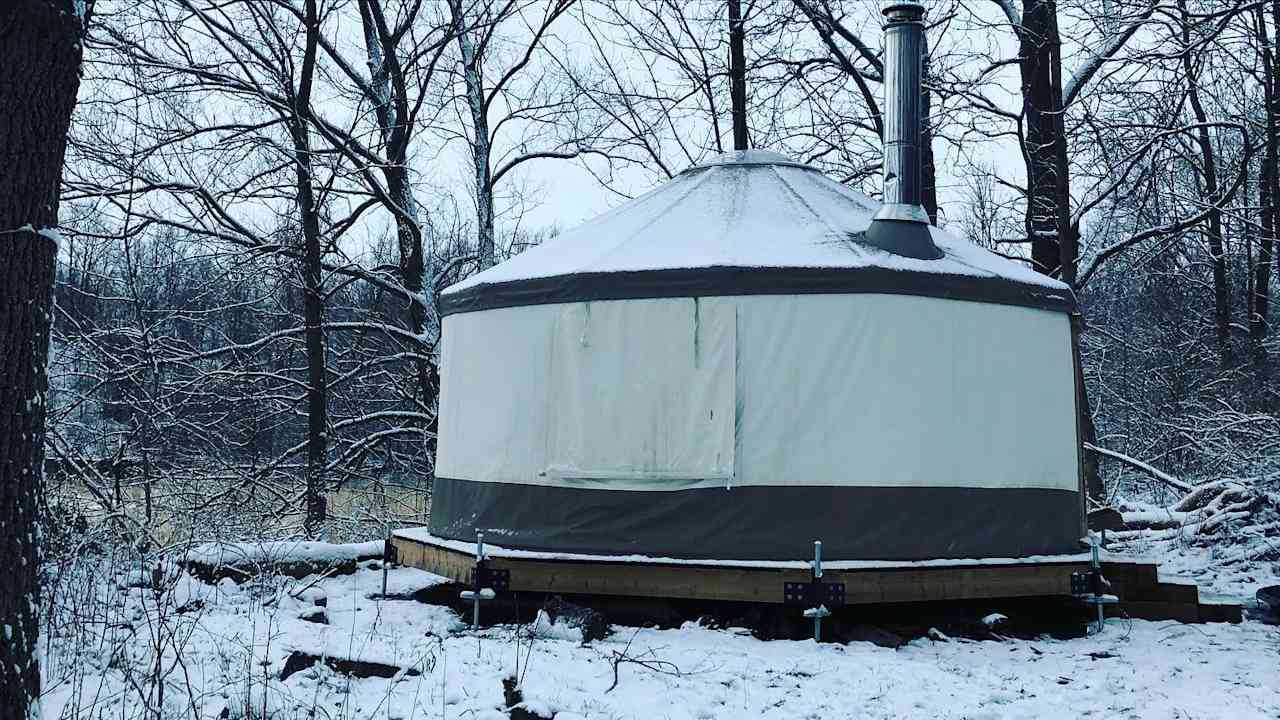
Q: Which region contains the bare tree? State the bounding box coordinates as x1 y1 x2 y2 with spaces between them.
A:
63 0 448 537
1177 0 1232 363
292 0 329 535
446 0 581 269
353 0 447 419
1250 0 1279 353
0 1 88 714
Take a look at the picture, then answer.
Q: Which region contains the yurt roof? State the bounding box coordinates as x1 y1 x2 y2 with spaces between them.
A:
441 150 1076 315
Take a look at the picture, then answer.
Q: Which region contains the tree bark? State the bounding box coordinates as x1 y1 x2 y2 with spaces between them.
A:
728 0 749 151
0 1 84 715
922 48 938 225
1017 0 1072 281
451 0 496 269
1275 0 1280 289
1178 0 1232 365
1253 2 1279 354
293 0 328 537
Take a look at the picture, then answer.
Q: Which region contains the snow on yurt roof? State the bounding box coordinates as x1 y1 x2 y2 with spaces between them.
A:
441 150 1076 315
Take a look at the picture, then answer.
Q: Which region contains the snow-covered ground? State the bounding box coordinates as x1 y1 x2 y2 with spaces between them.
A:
1116 532 1280 607
41 553 1280 720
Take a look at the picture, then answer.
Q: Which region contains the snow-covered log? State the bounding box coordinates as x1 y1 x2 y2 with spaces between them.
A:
1114 481 1268 534
180 540 384 582
280 649 421 681
1085 443 1274 545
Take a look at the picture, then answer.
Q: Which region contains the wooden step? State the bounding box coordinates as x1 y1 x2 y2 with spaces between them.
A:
1140 580 1200 604
1198 599 1244 623
1099 561 1159 599
1110 600 1201 623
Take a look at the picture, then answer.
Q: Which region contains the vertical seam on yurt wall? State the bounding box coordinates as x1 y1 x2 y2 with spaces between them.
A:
693 297 701 369
545 301 591 483
730 299 741 490
541 305 563 478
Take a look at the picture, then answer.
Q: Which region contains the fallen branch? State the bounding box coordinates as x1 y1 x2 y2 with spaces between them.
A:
1084 443 1192 493
604 629 682 694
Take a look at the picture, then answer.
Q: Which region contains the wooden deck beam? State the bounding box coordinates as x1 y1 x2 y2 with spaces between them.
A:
388 530 1240 623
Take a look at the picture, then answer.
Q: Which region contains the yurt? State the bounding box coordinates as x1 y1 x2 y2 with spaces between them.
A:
428 3 1083 562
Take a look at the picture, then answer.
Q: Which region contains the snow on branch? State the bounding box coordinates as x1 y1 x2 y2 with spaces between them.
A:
1084 442 1192 493
1063 6 1157 109
990 0 1021 28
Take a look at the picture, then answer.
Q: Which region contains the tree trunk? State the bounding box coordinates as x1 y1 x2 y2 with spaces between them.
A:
358 0 439 455
728 0 749 151
1253 2 1279 355
0 1 83 715
294 0 327 537
1017 0 1072 281
1075 327 1104 503
922 49 938 225
1275 0 1280 292
1179 0 1232 364
451 1 496 269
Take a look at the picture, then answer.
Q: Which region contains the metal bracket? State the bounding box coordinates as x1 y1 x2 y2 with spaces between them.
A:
786 540 845 642
469 564 511 593
460 531 505 631
783 580 846 608
1071 570 1103 597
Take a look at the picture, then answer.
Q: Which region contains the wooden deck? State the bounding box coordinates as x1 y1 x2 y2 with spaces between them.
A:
389 529 1241 623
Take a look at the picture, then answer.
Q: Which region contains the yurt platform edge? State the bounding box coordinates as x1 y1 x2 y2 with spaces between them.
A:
388 529 1241 623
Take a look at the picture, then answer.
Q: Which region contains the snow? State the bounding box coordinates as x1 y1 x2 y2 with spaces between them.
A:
444 152 1068 295
1118 531 1280 611
183 539 385 567
6 224 62 249
37 226 63 248
529 609 585 642
41 557 1280 720
377 566 453 598
393 528 1110 570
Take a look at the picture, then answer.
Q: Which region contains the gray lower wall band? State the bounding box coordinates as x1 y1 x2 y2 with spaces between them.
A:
428 477 1083 561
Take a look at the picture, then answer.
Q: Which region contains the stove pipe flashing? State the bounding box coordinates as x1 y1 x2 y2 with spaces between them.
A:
863 2 942 260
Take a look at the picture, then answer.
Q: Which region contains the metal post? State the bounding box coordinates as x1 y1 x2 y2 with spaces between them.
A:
812 541 823 642
473 531 485 631
380 541 390 597
1091 535 1104 633
459 530 505 634
788 539 843 641
800 540 832 642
